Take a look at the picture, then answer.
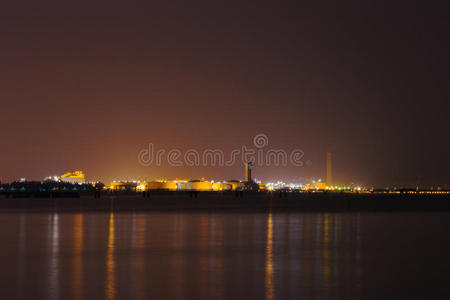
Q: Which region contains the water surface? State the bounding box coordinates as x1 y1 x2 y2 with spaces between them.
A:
1 212 449 299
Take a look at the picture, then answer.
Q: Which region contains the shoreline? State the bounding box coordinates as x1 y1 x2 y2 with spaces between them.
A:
1 192 449 213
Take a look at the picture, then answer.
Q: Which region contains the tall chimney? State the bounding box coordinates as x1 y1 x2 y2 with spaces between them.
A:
326 152 332 186
245 162 253 182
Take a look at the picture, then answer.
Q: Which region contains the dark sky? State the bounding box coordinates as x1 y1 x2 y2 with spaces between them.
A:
1 0 449 187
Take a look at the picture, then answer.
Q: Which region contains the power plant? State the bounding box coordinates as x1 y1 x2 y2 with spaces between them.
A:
108 162 262 192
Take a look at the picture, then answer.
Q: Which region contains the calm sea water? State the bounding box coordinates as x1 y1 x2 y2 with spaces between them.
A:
1 211 449 300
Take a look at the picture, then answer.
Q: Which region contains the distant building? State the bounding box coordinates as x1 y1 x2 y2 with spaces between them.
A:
224 180 245 191
109 181 137 191
315 182 326 190
60 171 85 184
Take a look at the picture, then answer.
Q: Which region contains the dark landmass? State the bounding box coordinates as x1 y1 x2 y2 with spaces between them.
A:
0 191 449 212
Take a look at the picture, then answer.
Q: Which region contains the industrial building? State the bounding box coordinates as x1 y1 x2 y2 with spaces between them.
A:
60 171 85 184
107 162 262 192
109 181 138 191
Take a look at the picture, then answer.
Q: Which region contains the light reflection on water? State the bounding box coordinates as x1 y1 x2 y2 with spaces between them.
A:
136 213 146 300
105 212 115 300
4 211 450 300
265 213 274 300
73 214 83 300
17 214 26 300
323 214 331 300
48 214 59 300
171 214 184 300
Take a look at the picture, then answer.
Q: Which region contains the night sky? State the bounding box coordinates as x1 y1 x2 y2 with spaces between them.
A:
1 1 449 187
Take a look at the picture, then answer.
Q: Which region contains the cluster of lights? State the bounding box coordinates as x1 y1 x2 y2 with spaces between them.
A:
406 191 450 194
265 181 365 192
44 176 61 182
266 181 291 191
325 186 361 191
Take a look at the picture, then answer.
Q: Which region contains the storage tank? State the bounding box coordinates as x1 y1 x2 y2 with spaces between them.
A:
147 181 178 191
212 182 234 191
184 180 213 191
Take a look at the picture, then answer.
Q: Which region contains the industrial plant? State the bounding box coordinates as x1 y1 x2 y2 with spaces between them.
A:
1 153 449 197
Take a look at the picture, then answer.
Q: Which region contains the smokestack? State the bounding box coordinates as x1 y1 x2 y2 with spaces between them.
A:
245 162 253 182
326 152 332 186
